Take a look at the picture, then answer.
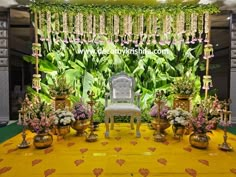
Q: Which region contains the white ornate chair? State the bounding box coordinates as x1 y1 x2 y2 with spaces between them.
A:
104 72 141 138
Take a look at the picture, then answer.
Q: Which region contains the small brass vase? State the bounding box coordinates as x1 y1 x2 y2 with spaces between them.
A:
71 120 90 136
33 133 53 149
189 133 209 149
172 125 185 140
56 125 70 137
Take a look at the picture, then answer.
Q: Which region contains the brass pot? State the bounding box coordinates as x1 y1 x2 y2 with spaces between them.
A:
172 125 185 140
56 125 70 136
33 133 53 149
71 119 90 136
189 133 209 149
151 119 170 133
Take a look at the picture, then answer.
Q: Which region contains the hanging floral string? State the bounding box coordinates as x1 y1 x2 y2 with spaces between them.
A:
176 12 185 43
62 12 68 43
204 12 210 43
46 11 51 42
198 14 204 42
191 13 198 43
114 15 119 43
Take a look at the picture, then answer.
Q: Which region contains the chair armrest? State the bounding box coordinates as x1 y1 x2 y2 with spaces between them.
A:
135 93 141 108
105 93 110 107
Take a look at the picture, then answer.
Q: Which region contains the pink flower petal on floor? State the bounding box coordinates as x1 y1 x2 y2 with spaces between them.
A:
138 168 150 177
148 147 156 152
162 141 169 145
74 159 84 166
115 137 121 141
185 168 197 177
116 159 125 166
44 148 53 154
0 167 12 175
67 142 75 147
157 158 167 165
143 137 150 140
198 159 209 166
183 147 192 152
3 143 13 147
114 147 122 152
93 168 103 177
130 141 137 145
101 142 108 146
7 148 17 153
230 168 236 174
32 159 42 166
80 148 88 154
44 169 56 177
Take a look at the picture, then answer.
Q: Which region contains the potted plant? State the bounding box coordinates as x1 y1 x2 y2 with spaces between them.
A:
71 102 91 136
48 75 74 110
172 74 195 99
54 109 75 136
167 108 191 139
24 96 55 149
188 108 216 149
150 103 170 132
202 95 222 129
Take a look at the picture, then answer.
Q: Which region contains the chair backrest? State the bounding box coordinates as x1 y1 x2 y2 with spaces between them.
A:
109 72 135 103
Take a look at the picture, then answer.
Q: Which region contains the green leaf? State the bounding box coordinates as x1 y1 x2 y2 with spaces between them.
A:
82 71 94 100
39 59 58 73
23 55 36 64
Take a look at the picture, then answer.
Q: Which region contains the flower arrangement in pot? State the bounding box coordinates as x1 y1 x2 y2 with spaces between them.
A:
201 95 222 129
71 102 91 136
48 75 74 98
188 108 216 149
150 103 170 132
167 108 191 139
24 95 55 148
54 109 75 136
172 73 195 99
48 75 74 110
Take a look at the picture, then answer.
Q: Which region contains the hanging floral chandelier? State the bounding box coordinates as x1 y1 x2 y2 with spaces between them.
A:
30 3 219 46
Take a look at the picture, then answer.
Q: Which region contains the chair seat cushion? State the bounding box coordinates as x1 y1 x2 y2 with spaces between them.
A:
105 103 140 117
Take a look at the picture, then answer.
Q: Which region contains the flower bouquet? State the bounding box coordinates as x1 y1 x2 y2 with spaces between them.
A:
188 108 216 149
172 74 195 98
23 96 55 148
71 102 91 136
25 96 55 134
54 109 75 126
167 108 191 139
48 75 74 98
167 108 191 126
54 109 74 136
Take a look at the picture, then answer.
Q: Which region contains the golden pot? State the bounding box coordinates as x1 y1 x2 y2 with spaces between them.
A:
56 125 70 136
189 133 209 149
172 125 185 140
71 120 90 136
33 133 53 149
151 119 170 133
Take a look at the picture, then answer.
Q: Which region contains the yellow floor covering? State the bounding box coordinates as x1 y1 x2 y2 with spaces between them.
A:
1 123 236 177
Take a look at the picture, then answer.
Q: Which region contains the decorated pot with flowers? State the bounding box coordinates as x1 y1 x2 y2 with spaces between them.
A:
172 73 195 99
71 102 91 136
150 104 170 132
188 108 216 149
167 108 191 139
54 109 75 136
24 96 55 148
48 75 74 110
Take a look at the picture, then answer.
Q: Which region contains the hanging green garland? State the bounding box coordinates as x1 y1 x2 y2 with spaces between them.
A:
30 2 219 45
